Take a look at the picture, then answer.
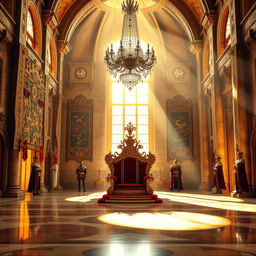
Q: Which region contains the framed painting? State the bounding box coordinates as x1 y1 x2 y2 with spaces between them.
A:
66 95 93 162
167 95 193 160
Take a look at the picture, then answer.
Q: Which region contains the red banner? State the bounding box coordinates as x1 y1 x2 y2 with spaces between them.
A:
22 140 28 161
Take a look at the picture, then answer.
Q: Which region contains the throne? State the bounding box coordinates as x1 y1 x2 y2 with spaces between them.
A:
98 123 162 203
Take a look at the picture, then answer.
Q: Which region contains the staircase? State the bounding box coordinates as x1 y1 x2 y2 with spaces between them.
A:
98 194 163 203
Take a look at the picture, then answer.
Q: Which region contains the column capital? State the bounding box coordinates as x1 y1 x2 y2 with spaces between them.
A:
189 40 203 56
201 10 217 30
42 10 59 35
57 40 72 55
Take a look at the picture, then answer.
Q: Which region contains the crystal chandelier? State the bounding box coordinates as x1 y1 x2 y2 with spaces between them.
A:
105 0 156 90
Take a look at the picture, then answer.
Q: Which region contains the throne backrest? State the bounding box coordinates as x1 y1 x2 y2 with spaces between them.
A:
112 157 148 184
105 123 156 184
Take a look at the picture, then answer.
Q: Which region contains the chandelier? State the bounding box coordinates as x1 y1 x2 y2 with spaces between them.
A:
104 0 156 90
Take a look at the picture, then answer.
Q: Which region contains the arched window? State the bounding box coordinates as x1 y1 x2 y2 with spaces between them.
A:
48 37 57 78
224 14 231 48
26 9 35 48
203 38 210 78
47 45 53 72
109 41 151 153
111 82 150 153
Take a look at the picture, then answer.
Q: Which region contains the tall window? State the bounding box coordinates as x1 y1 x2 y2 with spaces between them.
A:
111 82 149 153
26 9 35 48
47 45 53 73
224 14 231 48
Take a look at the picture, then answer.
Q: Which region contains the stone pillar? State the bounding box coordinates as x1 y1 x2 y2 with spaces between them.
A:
207 20 229 191
54 40 71 190
201 10 228 190
5 149 24 197
245 29 256 192
229 0 251 193
190 41 211 191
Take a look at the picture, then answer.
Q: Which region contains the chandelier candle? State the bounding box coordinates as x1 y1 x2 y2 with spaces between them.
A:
105 0 156 90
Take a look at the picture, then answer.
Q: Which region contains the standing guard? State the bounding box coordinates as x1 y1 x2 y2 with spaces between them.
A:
212 156 226 194
27 156 42 195
76 161 87 192
233 152 249 194
169 159 183 191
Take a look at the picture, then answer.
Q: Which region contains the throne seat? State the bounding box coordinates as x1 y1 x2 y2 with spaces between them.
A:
98 123 162 203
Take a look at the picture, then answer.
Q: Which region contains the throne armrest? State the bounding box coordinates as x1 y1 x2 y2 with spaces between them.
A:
144 175 154 195
144 175 154 182
106 175 117 194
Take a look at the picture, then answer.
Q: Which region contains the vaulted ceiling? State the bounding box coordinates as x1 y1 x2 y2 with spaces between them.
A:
48 0 214 23
44 0 217 45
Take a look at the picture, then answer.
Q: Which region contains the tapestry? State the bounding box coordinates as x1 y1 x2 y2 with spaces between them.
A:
21 58 45 146
167 95 193 160
66 95 93 162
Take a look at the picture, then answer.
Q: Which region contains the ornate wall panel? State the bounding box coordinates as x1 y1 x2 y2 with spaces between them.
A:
167 95 193 160
21 57 45 146
13 46 26 149
66 95 93 162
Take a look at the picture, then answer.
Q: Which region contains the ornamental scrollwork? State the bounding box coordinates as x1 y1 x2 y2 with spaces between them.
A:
105 122 156 177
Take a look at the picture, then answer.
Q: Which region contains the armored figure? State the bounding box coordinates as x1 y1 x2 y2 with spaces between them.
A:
76 161 87 192
169 159 183 191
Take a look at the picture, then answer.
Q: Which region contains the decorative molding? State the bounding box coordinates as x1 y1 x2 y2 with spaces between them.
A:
69 62 93 84
201 10 217 29
219 57 231 90
0 4 15 35
189 40 203 55
42 10 60 34
167 62 191 84
13 46 27 149
105 122 156 177
66 95 93 162
56 40 71 55
21 57 45 147
201 74 213 94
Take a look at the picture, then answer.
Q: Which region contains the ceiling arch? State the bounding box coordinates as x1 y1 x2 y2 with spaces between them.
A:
55 0 203 44
51 0 205 24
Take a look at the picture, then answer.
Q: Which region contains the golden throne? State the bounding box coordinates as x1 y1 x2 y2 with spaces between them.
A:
98 123 162 203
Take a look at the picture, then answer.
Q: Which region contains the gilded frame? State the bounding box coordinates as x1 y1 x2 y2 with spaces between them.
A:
167 95 193 161
66 95 93 162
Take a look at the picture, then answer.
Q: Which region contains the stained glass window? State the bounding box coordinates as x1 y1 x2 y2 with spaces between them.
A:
26 10 34 47
112 82 149 153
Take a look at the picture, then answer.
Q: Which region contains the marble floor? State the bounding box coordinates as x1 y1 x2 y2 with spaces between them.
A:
0 190 256 256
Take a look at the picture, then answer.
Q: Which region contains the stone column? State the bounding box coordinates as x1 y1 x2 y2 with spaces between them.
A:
245 29 256 192
190 41 211 191
207 19 229 190
229 0 251 193
54 40 71 190
5 149 24 197
202 13 228 190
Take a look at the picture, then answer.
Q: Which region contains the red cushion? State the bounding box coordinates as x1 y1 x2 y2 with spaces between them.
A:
117 184 144 187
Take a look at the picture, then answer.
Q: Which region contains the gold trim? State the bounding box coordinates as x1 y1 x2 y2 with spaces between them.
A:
105 123 156 177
